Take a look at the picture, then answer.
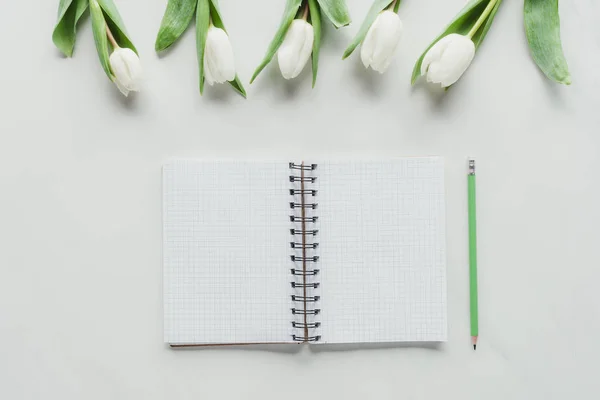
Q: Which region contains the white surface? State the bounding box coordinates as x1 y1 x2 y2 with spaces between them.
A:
163 161 292 345
317 158 447 343
0 0 599 399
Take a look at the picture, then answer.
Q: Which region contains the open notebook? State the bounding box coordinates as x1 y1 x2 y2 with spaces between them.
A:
163 158 447 346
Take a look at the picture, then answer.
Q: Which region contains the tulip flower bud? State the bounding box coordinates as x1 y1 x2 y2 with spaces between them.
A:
360 10 403 73
204 26 236 86
109 47 142 97
277 19 315 80
420 33 475 88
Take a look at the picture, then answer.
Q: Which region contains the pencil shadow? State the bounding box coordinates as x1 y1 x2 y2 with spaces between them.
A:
309 342 444 353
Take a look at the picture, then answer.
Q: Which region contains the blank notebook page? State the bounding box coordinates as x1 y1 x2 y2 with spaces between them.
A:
317 158 447 344
163 161 292 345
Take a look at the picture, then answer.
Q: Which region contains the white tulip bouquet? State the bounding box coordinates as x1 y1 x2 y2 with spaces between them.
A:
155 0 246 97
53 0 572 98
412 0 570 88
251 0 351 87
52 0 142 96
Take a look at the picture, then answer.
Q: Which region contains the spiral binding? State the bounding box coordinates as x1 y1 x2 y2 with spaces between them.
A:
289 162 321 343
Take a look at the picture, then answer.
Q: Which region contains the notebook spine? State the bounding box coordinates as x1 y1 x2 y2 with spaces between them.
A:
289 162 321 343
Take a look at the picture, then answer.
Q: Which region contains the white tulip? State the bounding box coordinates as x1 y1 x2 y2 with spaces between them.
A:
278 19 314 80
204 26 236 85
109 47 142 97
421 33 475 87
360 10 403 73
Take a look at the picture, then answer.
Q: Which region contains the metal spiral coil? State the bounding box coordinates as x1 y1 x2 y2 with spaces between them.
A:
289 162 320 343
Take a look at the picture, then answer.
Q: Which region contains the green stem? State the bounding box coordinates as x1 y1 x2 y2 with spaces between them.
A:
388 0 398 11
105 25 119 49
467 0 498 39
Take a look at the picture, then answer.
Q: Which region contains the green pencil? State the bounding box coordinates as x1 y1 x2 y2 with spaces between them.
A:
468 159 479 350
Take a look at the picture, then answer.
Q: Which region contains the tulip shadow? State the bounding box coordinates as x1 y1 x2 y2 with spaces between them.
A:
281 67 313 98
350 58 387 98
252 62 311 99
107 83 142 111
203 83 241 103
410 79 452 108
540 74 569 108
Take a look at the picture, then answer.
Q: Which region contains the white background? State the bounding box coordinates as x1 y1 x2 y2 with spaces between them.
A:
1 0 599 399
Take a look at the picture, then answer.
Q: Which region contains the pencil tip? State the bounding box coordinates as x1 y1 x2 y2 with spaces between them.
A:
473 344 476 350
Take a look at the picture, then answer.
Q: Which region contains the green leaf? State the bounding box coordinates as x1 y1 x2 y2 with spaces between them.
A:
90 0 113 79
411 0 489 85
208 0 247 97
52 0 89 57
342 0 394 59
196 0 210 94
524 0 571 85
316 0 351 28
250 0 303 83
97 0 138 53
228 76 247 98
155 0 197 52
308 0 321 87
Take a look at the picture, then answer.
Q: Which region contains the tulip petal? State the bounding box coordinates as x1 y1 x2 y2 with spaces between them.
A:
292 23 315 78
278 20 314 80
277 21 302 78
421 35 453 76
250 0 303 83
421 34 475 87
155 0 197 52
203 53 215 86
109 48 142 96
524 0 571 84
360 15 379 69
204 27 236 84
343 0 395 60
52 0 89 57
411 0 488 85
368 11 402 73
114 78 130 97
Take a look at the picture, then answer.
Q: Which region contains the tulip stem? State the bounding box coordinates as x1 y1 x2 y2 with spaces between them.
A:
302 2 309 20
467 0 498 39
106 25 119 49
388 0 399 12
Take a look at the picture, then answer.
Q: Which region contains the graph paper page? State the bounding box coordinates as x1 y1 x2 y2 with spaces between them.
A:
316 159 447 344
163 161 293 345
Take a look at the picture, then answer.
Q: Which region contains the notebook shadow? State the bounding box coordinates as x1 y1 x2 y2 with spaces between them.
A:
168 343 302 354
309 342 444 353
